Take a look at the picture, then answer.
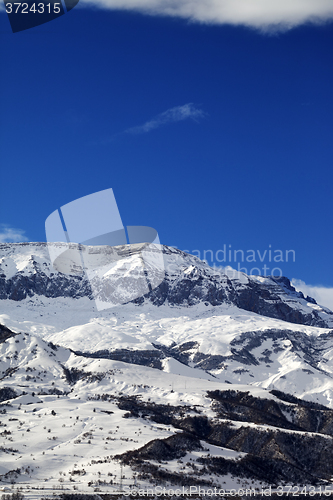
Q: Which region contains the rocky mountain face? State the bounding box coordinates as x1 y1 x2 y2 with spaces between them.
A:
2 242 333 493
1 242 333 407
118 388 333 486
0 242 332 328
2 325 333 490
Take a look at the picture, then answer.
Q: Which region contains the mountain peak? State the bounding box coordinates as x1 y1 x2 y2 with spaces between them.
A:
0 242 332 328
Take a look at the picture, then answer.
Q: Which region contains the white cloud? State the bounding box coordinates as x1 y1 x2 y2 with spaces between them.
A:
292 278 333 312
79 0 333 31
0 224 28 243
125 103 205 134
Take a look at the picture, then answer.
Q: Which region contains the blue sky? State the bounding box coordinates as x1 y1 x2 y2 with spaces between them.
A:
0 1 333 303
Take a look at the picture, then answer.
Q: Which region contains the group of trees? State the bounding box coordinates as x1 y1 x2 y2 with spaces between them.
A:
1 492 24 500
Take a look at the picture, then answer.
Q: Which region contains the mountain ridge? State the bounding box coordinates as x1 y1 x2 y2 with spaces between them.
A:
2 324 333 490
2 242 333 491
1 242 333 409
1 242 332 328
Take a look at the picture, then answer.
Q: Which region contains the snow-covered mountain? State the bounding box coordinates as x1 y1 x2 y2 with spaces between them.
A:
2 242 333 494
1 242 333 327
1 242 333 406
2 324 333 493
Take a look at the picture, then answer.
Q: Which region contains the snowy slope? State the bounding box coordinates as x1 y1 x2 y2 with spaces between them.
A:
2 328 333 493
1 242 333 407
1 242 333 327
1 294 333 407
0 329 269 490
2 242 333 493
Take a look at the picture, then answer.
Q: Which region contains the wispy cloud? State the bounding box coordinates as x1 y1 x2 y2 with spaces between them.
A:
79 0 333 32
125 103 205 134
292 278 333 312
0 224 28 243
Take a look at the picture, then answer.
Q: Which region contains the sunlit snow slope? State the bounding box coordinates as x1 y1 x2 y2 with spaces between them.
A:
2 243 333 492
1 242 333 407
